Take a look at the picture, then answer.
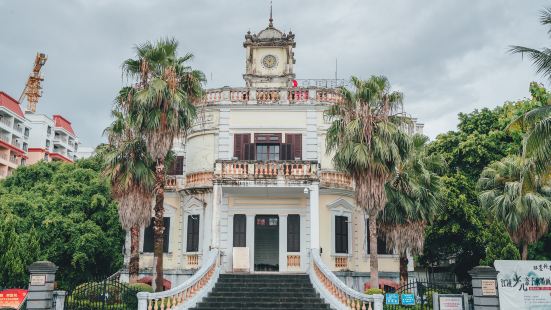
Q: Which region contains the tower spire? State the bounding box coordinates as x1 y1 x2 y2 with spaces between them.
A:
269 1 273 27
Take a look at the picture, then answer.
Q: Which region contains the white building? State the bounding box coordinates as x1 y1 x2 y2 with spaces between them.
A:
0 92 30 178
25 113 79 163
127 16 423 296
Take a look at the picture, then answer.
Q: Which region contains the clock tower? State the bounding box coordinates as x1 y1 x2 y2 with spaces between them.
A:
243 7 296 88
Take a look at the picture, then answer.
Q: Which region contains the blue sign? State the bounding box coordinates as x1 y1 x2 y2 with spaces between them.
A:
401 294 415 305
385 293 399 305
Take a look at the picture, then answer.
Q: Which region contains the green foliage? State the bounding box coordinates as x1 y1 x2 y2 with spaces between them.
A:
365 288 384 295
128 283 153 293
0 158 124 288
422 82 550 279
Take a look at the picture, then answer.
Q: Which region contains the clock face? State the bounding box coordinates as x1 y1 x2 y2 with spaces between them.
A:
262 54 278 69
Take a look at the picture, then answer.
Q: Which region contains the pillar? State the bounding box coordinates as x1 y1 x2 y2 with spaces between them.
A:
246 214 255 272
26 261 58 310
212 185 221 248
309 183 320 250
372 294 384 310
469 266 499 310
52 291 66 310
279 214 288 271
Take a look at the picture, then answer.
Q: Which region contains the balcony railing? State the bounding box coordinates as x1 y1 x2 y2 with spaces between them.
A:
0 117 11 128
0 133 10 144
320 171 354 190
215 160 318 181
185 171 213 189
0 153 7 161
199 87 343 106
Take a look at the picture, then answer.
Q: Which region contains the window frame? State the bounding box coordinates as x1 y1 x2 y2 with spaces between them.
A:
287 214 301 253
233 214 247 247
186 214 200 253
142 217 171 253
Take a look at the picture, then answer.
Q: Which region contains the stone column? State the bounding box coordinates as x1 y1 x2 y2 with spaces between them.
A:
26 261 58 310
211 185 221 248
372 294 384 310
279 214 288 271
52 291 66 310
469 266 499 310
309 183 320 250
246 214 255 272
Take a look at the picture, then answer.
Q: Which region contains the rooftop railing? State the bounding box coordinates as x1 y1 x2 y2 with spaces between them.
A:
199 86 344 105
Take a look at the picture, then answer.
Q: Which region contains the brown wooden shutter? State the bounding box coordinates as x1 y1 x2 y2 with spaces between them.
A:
280 143 292 160
244 143 256 160
285 134 302 160
168 156 184 175
234 134 251 160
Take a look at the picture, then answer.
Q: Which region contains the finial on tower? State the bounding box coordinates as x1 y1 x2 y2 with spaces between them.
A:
269 1 273 27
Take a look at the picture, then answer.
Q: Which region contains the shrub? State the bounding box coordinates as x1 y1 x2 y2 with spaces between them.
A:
365 288 384 295
129 283 154 293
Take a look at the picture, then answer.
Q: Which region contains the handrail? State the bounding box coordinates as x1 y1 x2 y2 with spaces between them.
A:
137 249 220 310
309 249 383 310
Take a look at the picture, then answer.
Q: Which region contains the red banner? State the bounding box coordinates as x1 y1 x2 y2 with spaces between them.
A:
0 289 27 309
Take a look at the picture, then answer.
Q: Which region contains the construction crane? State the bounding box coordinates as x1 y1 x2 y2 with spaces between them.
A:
19 52 47 113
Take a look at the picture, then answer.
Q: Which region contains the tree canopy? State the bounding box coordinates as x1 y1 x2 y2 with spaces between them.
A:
0 157 124 289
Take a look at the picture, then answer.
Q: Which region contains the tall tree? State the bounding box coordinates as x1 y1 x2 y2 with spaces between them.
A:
380 134 445 286
478 155 551 259
104 91 155 284
326 76 411 288
510 7 551 82
121 38 205 291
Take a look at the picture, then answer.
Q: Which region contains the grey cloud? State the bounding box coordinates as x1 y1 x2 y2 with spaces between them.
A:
0 0 549 146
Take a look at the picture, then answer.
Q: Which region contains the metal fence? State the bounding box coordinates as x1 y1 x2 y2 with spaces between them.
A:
383 279 471 310
63 277 139 310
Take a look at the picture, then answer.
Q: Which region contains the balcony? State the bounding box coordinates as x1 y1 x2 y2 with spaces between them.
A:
214 160 318 185
0 133 10 144
0 117 12 128
320 171 354 191
185 171 213 189
199 87 344 106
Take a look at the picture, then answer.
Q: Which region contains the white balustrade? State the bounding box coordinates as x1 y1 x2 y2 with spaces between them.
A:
215 160 317 179
309 250 384 310
137 249 220 310
200 87 343 105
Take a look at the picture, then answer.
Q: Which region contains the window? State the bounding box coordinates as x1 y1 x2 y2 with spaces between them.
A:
47 126 52 135
45 140 50 148
143 217 171 253
335 216 348 254
366 219 390 254
256 144 279 161
233 133 251 160
234 133 302 161
167 156 184 175
287 215 300 252
285 134 302 160
233 214 246 247
186 215 200 252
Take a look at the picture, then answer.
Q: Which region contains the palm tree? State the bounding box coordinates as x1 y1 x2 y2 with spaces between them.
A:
104 88 155 283
510 8 551 82
478 155 551 259
122 38 205 291
326 76 411 288
380 134 445 286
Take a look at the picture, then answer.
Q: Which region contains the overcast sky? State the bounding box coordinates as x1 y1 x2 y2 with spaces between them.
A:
1 0 549 147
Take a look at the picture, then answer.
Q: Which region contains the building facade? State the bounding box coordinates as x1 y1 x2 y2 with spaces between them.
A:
130 17 422 291
25 113 79 164
0 92 30 178
0 91 80 179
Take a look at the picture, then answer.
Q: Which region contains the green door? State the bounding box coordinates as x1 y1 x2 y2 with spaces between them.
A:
254 215 279 271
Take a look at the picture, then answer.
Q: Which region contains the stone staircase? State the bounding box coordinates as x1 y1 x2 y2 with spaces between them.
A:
191 274 332 309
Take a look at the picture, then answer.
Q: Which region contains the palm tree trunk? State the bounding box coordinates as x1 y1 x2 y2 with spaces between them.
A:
399 254 408 287
521 243 529 260
153 158 166 292
368 214 379 289
129 225 140 284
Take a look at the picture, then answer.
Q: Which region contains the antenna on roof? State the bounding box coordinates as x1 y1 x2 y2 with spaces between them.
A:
269 1 273 27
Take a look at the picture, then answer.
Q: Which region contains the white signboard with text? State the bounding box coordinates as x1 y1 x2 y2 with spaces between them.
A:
495 260 551 310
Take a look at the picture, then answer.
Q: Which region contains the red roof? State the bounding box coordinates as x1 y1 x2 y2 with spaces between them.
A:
0 139 26 156
53 114 76 136
0 92 25 118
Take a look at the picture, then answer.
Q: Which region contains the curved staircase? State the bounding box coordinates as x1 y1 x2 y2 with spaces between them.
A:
191 274 331 309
